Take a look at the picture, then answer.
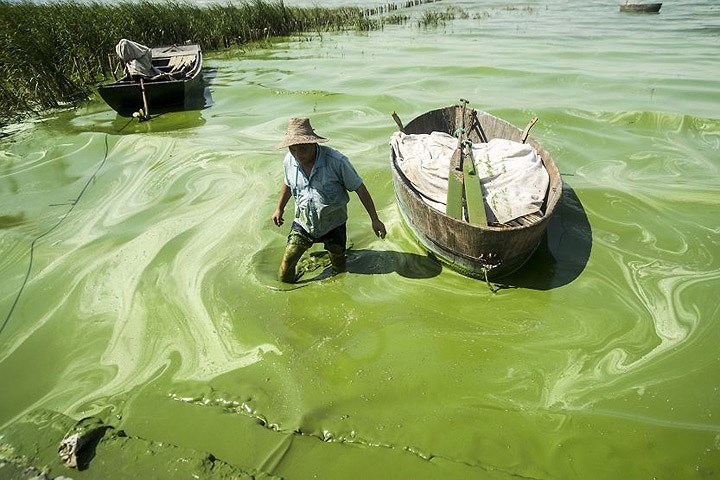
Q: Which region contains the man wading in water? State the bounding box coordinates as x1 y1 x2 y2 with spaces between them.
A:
272 117 387 283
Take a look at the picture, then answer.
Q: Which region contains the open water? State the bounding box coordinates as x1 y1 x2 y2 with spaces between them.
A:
1 0 719 478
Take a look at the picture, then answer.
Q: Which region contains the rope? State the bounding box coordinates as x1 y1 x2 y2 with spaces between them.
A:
0 134 111 337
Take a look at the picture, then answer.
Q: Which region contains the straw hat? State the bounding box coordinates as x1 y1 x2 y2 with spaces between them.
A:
275 117 329 148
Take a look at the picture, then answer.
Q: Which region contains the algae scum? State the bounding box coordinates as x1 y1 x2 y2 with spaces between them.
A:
2 0 720 478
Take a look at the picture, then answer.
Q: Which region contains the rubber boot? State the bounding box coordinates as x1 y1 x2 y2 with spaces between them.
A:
278 244 307 283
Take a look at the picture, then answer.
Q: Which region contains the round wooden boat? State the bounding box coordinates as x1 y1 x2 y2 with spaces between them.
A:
390 105 563 279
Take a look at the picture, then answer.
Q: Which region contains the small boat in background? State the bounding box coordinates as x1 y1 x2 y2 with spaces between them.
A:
389 102 562 280
619 2 662 13
99 39 203 117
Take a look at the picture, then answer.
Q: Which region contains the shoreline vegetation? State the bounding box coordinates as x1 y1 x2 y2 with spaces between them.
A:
0 0 440 124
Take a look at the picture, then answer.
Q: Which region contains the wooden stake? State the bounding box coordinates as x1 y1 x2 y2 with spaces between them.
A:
391 111 404 132
139 77 150 121
521 117 538 143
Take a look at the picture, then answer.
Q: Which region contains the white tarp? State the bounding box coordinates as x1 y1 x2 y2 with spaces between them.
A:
115 39 162 78
390 131 549 224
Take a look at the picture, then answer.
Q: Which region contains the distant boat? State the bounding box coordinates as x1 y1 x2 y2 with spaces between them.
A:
389 104 563 280
99 39 203 117
619 2 662 13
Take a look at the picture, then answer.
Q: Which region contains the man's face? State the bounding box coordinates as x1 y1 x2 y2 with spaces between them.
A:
288 143 316 163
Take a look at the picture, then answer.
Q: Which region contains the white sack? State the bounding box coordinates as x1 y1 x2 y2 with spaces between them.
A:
390 131 549 224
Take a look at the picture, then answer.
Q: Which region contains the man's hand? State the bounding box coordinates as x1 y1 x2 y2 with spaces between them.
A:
372 218 386 239
272 209 284 226
355 184 386 239
273 184 291 227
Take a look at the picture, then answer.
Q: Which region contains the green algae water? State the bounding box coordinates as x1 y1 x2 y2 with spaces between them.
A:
1 1 720 478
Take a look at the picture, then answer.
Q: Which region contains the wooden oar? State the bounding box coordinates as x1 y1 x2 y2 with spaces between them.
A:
462 142 487 226
446 146 464 220
138 77 150 121
446 100 469 220
447 99 488 225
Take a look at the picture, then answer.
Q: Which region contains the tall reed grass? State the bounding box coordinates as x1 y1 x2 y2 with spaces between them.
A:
0 0 437 121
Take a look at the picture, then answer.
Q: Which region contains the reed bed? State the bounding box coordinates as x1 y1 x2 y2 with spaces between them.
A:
0 0 438 121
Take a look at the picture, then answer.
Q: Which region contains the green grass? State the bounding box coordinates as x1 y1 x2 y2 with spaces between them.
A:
383 14 411 25
0 0 437 121
417 6 469 28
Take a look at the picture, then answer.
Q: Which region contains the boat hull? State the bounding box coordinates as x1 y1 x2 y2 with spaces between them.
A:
390 106 563 279
619 3 662 13
98 44 203 116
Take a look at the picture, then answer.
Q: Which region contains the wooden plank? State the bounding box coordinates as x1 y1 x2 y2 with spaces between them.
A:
446 147 464 220
462 144 487 226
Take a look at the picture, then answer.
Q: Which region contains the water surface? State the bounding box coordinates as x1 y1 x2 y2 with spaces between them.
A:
1 1 719 478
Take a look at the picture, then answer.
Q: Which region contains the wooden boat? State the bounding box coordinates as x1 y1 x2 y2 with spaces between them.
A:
99 42 203 117
390 104 562 279
619 2 662 13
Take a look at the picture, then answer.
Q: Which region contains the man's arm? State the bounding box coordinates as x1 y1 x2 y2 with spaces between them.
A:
355 183 387 239
272 183 292 226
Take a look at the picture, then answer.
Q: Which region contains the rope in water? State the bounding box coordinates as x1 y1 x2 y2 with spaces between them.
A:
0 133 112 337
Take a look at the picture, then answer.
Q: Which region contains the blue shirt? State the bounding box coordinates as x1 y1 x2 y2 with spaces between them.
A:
283 145 363 237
